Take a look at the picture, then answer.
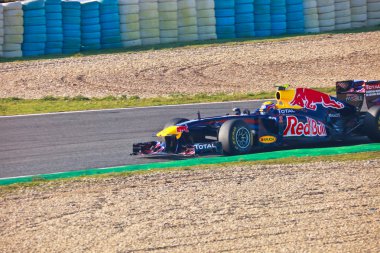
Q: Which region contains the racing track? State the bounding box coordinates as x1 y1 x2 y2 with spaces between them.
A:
0 100 371 179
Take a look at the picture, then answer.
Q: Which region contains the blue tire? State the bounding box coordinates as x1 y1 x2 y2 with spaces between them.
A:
22 42 45 51
255 30 271 36
46 20 62 27
47 33 64 42
101 42 122 49
82 17 100 25
271 22 286 30
24 16 46 26
101 36 121 44
100 21 119 30
46 27 63 34
235 3 254 13
24 25 47 34
45 48 63 54
100 14 120 23
22 0 45 11
63 24 81 30
255 22 271 30
82 10 99 18
101 28 120 37
216 17 235 26
215 0 235 9
82 32 101 39
236 13 254 23
254 14 270 23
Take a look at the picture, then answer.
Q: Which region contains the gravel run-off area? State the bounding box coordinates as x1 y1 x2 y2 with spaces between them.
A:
0 31 379 99
1 159 379 252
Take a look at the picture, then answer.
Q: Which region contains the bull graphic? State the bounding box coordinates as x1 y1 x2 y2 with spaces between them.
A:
290 88 344 110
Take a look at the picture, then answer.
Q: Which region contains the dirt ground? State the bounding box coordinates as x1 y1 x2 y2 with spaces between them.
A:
0 31 380 99
1 159 379 252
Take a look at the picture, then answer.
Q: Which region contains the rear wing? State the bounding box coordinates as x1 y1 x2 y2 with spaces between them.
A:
336 80 380 111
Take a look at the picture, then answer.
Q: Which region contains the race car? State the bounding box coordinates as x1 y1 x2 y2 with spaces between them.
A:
131 80 380 156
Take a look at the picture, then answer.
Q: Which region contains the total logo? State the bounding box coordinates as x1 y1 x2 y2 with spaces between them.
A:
194 143 217 150
279 109 296 114
259 136 277 144
283 116 327 137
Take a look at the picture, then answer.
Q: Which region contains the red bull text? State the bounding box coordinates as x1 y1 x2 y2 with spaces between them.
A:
290 88 344 110
283 116 327 137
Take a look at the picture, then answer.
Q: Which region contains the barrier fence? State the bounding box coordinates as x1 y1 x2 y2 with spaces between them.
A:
0 0 379 58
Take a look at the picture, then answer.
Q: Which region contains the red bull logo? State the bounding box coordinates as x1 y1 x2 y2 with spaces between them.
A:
176 125 189 133
283 116 327 137
290 88 344 111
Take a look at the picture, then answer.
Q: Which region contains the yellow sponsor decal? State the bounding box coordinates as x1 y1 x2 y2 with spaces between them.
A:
259 135 277 144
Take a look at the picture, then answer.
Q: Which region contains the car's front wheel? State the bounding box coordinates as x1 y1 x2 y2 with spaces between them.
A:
218 119 253 155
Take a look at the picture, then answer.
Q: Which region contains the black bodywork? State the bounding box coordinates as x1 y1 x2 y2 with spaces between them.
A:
132 80 380 156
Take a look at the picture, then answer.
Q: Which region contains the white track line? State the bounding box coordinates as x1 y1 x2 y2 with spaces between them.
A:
0 99 270 118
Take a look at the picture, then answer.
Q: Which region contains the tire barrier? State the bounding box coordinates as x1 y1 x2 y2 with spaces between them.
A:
287 0 305 34
139 0 160 45
0 5 3 56
2 2 23 58
196 0 216 40
178 0 198 42
351 0 367 28
1 0 380 58
22 0 46 56
119 0 141 47
318 0 335 31
255 0 271 37
303 0 320 32
45 0 62 54
215 0 235 39
235 0 255 38
81 1 101 51
368 0 380 26
62 1 80 54
99 0 121 49
271 0 287 35
158 0 178 43
335 0 351 30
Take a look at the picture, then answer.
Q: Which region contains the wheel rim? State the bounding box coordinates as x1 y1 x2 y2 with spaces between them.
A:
235 127 251 149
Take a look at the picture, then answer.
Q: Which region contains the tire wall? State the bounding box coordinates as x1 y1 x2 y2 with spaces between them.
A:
81 0 101 51
0 4 4 56
99 0 121 49
0 0 379 58
45 0 63 54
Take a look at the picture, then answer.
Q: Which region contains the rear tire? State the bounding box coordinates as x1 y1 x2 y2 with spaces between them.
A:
364 106 380 142
218 119 253 155
164 118 189 128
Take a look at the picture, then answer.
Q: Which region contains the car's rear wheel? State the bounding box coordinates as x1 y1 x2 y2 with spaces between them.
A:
364 106 380 142
218 119 253 155
164 118 189 128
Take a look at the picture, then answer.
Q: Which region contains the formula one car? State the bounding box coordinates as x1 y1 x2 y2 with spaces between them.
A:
131 80 380 156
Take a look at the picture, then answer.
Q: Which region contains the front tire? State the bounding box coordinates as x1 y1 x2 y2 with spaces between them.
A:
364 106 380 142
218 119 253 155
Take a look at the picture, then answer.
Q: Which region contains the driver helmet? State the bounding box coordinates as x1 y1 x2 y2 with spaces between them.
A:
259 101 276 115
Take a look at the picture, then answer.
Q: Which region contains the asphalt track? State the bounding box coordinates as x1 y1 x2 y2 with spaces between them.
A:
0 100 372 179
0 101 263 178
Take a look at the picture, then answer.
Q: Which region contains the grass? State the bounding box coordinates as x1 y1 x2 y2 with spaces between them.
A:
0 87 336 116
0 151 378 194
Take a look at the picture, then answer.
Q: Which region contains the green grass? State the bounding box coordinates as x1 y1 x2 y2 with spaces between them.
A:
0 87 336 116
0 151 378 194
